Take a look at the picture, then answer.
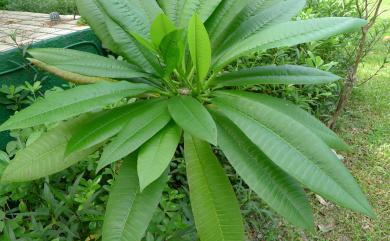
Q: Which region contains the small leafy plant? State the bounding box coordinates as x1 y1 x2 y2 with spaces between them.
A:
0 0 374 240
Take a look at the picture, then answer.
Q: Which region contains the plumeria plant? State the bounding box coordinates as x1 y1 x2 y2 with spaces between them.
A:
0 0 374 240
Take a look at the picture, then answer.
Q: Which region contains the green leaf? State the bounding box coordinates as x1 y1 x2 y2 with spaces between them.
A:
157 0 222 28
212 91 375 217
28 48 148 79
184 133 245 241
76 0 120 53
215 0 306 55
188 14 212 83
98 100 171 171
130 32 158 54
205 0 250 50
168 96 217 145
230 92 350 151
66 100 154 155
151 13 176 47
159 30 185 77
212 111 314 230
137 122 181 191
102 12 163 75
0 82 155 131
97 0 152 38
214 17 367 69
129 0 163 23
1 115 99 182
102 154 166 241
97 1 163 75
214 65 341 87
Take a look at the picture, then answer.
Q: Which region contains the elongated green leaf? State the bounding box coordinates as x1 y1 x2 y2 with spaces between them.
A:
232 92 350 151
98 100 171 171
102 154 166 241
214 17 367 69
168 96 217 145
129 31 157 53
160 30 185 77
1 115 99 182
205 0 250 50
214 65 341 87
0 82 155 131
184 133 245 241
215 0 305 55
28 48 147 79
130 0 163 23
66 100 154 154
212 91 374 217
151 13 176 47
102 11 163 75
212 111 314 230
188 14 212 83
137 122 181 191
97 0 150 38
76 0 119 53
157 0 222 28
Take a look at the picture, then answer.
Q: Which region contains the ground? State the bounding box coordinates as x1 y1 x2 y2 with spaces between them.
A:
281 3 390 240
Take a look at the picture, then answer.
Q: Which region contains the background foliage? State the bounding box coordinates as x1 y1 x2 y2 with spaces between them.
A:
0 0 77 15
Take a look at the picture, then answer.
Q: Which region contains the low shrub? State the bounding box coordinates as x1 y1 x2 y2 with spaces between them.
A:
2 0 76 15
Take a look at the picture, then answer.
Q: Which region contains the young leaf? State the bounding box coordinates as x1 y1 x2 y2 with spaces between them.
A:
66 100 155 154
0 82 156 131
213 111 314 230
188 14 212 84
98 100 171 171
28 48 148 79
129 31 158 53
159 30 185 77
184 133 245 241
168 96 217 145
137 122 181 191
102 154 167 241
214 17 367 69
214 65 341 87
212 91 375 217
1 114 99 182
151 13 176 47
